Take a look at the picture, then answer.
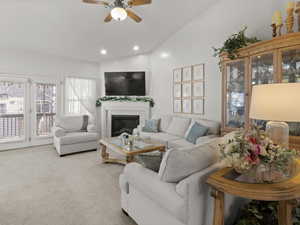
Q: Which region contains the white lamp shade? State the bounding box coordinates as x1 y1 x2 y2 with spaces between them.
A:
250 83 300 122
111 7 127 21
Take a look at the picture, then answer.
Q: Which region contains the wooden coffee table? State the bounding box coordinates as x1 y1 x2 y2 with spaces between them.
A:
99 137 166 165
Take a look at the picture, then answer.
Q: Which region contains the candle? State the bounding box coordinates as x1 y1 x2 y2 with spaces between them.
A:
274 11 283 25
287 1 295 9
272 15 276 24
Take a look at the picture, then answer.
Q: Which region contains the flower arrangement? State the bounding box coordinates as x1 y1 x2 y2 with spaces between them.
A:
219 127 298 183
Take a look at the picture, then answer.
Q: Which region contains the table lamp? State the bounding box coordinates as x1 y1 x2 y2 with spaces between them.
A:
250 83 300 147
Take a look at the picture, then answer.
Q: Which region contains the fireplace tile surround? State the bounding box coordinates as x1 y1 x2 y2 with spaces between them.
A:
100 101 151 138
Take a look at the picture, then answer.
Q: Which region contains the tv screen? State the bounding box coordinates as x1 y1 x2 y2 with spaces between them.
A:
105 72 146 96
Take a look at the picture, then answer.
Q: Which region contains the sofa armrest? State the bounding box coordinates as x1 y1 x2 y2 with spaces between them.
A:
123 163 185 221
175 162 224 197
175 162 225 225
52 126 66 138
87 124 97 133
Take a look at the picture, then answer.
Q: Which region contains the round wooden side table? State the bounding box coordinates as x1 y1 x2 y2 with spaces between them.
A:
207 165 300 225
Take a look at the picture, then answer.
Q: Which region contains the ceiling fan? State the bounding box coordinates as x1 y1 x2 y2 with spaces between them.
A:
83 0 152 23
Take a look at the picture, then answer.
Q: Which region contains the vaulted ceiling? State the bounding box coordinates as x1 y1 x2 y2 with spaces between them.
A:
0 0 219 62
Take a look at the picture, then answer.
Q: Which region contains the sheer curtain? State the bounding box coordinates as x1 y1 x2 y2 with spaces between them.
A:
65 77 96 123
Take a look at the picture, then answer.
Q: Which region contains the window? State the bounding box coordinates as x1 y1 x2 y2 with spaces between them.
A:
65 77 96 116
0 80 25 140
35 83 56 136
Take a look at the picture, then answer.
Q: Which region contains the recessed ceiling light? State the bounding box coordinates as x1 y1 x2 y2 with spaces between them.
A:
133 45 140 51
100 49 107 55
160 52 169 58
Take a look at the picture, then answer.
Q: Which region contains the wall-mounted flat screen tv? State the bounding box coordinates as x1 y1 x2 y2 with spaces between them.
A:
105 72 146 96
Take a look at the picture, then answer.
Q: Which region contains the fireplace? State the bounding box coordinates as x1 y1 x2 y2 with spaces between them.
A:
111 115 140 137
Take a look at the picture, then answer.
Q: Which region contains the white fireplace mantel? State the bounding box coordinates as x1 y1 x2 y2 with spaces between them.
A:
100 101 151 138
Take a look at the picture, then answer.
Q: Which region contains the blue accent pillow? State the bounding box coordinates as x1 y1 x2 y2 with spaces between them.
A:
185 122 209 144
142 119 160 133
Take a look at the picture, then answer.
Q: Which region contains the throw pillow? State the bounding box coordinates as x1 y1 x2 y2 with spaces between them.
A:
158 143 218 183
80 115 89 132
165 117 191 137
135 152 163 172
185 122 209 144
142 119 160 133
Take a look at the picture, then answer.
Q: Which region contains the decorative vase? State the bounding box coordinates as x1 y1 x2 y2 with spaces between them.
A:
296 2 300 32
286 8 295 33
255 160 296 183
233 159 297 184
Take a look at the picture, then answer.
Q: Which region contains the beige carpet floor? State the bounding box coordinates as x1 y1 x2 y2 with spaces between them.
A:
0 145 137 225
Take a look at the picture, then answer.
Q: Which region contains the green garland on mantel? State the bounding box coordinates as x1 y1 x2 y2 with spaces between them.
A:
96 96 155 108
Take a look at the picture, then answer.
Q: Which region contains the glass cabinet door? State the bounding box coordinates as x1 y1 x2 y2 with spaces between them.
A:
225 60 246 129
282 48 300 83
281 48 300 137
250 53 275 128
251 53 275 85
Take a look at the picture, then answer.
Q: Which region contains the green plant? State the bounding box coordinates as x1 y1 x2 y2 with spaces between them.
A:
96 96 155 107
234 200 300 225
213 27 260 60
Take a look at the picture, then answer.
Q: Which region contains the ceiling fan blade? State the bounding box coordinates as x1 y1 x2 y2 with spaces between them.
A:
126 9 142 23
128 0 151 6
104 14 113 22
83 0 110 6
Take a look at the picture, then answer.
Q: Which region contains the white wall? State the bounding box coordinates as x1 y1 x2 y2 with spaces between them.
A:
0 49 99 79
150 0 288 121
99 0 290 121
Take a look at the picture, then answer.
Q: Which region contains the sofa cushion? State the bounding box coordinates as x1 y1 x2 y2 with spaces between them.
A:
58 132 98 145
124 163 186 223
185 122 209 144
142 119 160 133
55 115 85 132
166 117 191 137
152 114 173 132
194 119 220 135
158 143 219 183
168 139 195 149
148 132 181 148
52 126 66 137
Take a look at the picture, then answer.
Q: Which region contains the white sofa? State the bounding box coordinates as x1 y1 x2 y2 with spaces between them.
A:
134 114 220 149
119 140 240 225
52 115 99 156
120 117 242 225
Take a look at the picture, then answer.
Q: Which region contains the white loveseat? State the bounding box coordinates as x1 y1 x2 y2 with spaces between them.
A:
52 115 99 156
134 114 220 149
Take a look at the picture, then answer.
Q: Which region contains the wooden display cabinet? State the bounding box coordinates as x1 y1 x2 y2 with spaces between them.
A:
220 32 300 150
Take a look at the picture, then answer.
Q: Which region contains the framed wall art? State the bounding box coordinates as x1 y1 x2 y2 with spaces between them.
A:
173 68 182 83
182 83 192 97
193 99 204 114
193 64 204 81
193 82 204 97
173 99 182 113
182 99 192 113
173 64 205 114
182 67 192 81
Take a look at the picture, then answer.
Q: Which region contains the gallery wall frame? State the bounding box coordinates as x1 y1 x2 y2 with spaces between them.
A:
173 64 205 115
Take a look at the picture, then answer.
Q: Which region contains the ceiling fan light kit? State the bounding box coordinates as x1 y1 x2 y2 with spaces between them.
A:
111 7 127 21
83 0 152 23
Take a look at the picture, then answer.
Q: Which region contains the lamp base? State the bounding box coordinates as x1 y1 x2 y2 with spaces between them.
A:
266 121 289 148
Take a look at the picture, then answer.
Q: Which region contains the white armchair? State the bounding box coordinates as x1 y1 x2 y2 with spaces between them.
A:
52 115 99 156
